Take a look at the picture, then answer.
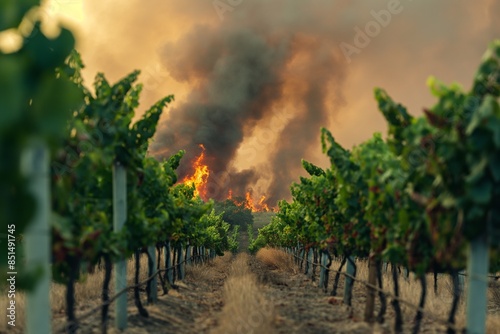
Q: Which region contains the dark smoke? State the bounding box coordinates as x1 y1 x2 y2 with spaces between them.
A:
150 1 345 204
75 0 499 206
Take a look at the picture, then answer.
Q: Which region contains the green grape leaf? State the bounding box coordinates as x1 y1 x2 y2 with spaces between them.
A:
0 54 25 133
302 159 325 176
24 23 75 70
31 75 83 139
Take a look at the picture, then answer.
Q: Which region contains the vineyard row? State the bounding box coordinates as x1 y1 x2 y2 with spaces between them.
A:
250 40 500 334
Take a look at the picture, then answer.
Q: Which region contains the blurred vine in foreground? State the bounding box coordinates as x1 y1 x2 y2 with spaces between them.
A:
0 0 82 289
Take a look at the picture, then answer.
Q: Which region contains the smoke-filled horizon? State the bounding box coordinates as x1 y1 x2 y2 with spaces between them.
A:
150 2 348 204
75 0 500 206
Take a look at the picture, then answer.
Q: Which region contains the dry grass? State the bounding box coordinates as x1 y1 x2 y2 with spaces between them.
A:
211 253 275 334
491 282 500 309
256 248 297 273
0 251 179 333
186 252 233 282
329 257 500 333
5 248 499 333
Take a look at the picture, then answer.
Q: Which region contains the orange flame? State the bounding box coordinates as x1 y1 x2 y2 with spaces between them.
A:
182 144 209 200
227 190 273 212
182 148 277 210
245 191 256 211
258 195 271 212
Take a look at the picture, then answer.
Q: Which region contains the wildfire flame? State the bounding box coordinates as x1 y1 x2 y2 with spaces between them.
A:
227 189 273 212
182 144 209 200
258 195 271 212
245 192 255 211
182 146 275 211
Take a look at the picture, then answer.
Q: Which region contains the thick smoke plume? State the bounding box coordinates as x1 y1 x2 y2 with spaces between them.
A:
78 0 500 206
150 1 346 204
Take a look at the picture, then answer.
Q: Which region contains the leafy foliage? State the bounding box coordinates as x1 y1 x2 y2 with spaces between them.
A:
0 1 82 289
48 52 238 283
214 198 254 228
253 40 500 276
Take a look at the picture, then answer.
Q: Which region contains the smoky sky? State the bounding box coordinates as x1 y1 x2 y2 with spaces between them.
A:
78 0 500 206
150 1 347 204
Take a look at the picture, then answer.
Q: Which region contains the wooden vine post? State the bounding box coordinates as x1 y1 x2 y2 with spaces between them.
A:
147 245 158 303
319 252 327 291
186 242 192 265
465 233 489 334
113 161 127 330
344 256 355 306
176 245 184 280
458 270 466 296
22 141 52 334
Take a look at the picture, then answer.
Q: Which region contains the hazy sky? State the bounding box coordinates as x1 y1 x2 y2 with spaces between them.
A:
45 0 500 202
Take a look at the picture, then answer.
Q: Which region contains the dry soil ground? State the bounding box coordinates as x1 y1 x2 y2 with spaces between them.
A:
3 211 500 333
3 247 500 334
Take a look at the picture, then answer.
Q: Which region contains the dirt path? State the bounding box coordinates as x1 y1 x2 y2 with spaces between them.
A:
63 248 452 334
210 253 274 334
93 250 374 334
94 250 372 334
